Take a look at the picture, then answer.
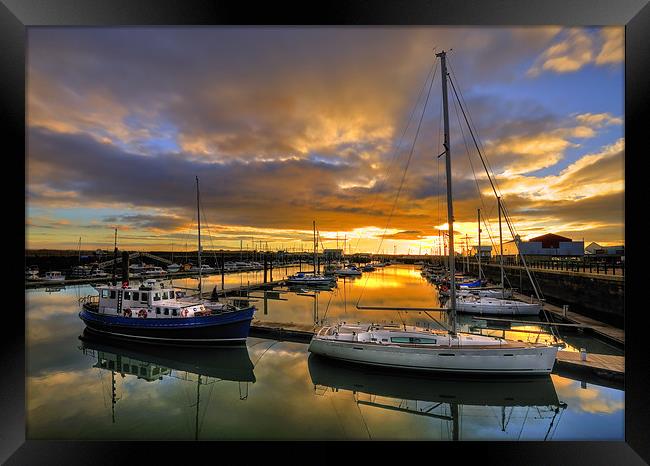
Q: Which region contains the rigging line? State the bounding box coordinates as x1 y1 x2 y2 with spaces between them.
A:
356 61 439 306
447 70 540 298
351 59 438 254
253 340 279 368
451 88 510 285
448 55 503 198
320 287 335 324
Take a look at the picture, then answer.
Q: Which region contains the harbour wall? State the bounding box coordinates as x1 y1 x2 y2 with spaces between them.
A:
468 262 624 327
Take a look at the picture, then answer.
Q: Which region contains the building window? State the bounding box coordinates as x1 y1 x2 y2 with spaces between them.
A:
162 292 169 300
110 290 116 299
156 307 161 314
123 291 131 300
169 291 175 299
153 293 161 301
140 292 148 302
101 289 110 298
132 292 139 301
164 308 169 315
172 309 178 316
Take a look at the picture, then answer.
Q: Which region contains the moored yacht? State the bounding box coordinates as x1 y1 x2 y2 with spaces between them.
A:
334 265 363 276
43 271 65 282
285 272 336 286
308 322 558 374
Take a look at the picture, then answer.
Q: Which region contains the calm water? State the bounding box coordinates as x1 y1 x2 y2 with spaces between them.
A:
26 265 624 440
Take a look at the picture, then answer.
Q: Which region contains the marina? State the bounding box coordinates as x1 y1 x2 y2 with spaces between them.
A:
23 27 627 446
26 263 624 439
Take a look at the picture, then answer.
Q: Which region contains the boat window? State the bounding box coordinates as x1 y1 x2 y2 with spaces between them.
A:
169 291 175 299
140 292 148 302
156 307 161 314
164 308 169 315
390 337 411 344
101 289 110 298
152 367 159 375
153 293 161 301
140 367 147 376
172 309 178 316
410 338 437 344
132 292 139 301
381 338 388 342
110 290 116 299
131 366 138 375
123 364 130 373
162 291 169 300
123 291 131 300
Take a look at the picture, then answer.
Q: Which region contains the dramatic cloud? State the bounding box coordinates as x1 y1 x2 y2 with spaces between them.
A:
26 27 624 251
528 27 623 77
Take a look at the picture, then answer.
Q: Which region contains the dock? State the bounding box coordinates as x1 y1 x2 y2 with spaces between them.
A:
511 291 624 347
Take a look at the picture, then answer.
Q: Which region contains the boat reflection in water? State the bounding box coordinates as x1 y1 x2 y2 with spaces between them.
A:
78 330 255 438
308 354 567 440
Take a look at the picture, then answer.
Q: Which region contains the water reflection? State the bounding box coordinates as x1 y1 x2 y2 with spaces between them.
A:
308 355 567 440
25 265 623 440
78 331 255 439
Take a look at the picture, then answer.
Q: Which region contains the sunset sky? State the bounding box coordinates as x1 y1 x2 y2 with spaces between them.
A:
26 27 624 254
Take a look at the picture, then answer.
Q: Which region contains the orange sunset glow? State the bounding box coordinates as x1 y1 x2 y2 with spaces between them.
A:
26 27 624 253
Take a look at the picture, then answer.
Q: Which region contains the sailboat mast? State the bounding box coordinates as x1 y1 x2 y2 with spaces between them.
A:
477 209 482 280
437 50 456 335
196 176 202 296
313 220 317 274
498 196 504 296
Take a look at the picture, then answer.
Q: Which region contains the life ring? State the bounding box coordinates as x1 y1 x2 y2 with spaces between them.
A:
181 308 189 317
138 309 147 318
123 308 132 317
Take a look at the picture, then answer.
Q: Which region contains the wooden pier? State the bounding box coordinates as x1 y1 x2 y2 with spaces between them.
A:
511 291 624 347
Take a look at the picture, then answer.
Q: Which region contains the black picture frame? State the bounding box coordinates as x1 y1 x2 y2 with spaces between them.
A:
5 0 648 463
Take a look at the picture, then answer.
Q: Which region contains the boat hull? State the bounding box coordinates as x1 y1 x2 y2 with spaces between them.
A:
79 306 255 346
308 338 558 375
456 301 541 316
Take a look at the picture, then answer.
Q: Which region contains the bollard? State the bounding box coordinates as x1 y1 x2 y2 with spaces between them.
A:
580 348 587 361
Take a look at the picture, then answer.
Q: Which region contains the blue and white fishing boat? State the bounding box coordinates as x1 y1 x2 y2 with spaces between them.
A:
79 176 255 345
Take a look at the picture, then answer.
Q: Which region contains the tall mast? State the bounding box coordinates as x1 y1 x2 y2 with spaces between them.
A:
112 228 118 286
196 176 202 297
498 196 504 297
313 220 317 274
78 236 82 264
437 50 456 335
477 209 482 280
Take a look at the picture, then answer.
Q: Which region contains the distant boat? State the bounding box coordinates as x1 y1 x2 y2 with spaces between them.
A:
362 264 376 272
43 271 65 282
453 294 541 316
167 263 182 273
334 265 362 276
25 265 39 281
285 272 336 286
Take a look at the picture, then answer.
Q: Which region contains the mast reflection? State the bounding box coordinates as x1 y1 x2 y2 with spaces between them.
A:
308 354 567 440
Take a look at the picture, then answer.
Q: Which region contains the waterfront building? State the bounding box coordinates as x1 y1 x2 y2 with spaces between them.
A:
501 233 584 258
470 245 492 258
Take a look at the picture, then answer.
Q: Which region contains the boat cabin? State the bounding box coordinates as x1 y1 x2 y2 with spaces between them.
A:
95 283 206 318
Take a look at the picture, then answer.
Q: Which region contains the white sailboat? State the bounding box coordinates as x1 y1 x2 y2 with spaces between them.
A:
308 50 560 375
455 197 540 315
286 221 336 286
